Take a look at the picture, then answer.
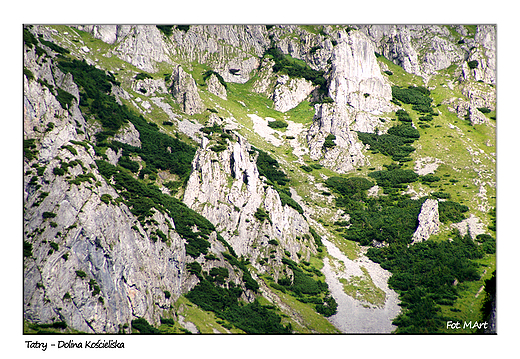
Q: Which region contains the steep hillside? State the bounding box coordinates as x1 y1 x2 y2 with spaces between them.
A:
23 24 496 334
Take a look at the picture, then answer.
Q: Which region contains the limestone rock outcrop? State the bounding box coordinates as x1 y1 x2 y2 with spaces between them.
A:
132 78 168 97
169 64 204 115
79 25 172 73
412 199 440 244
183 133 316 278
451 214 486 240
170 25 269 84
306 30 393 173
23 59 190 332
307 103 368 173
206 73 227 100
113 122 141 148
23 29 254 332
272 75 315 112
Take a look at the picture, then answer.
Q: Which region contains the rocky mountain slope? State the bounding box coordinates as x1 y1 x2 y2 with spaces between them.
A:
23 24 496 334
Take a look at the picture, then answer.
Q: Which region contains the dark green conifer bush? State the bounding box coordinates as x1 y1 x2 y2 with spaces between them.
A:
322 134 336 149
267 120 289 129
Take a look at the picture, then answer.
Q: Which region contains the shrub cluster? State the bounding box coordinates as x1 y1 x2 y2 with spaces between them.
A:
24 139 38 161
476 234 495 254
392 86 434 114
396 109 412 122
267 120 288 129
24 241 33 258
42 211 57 219
160 317 175 326
23 27 39 48
254 207 270 223
468 60 479 69
387 124 420 139
368 167 419 188
186 279 289 333
156 25 174 37
275 257 337 317
56 88 75 111
420 174 440 183
438 201 469 224
131 318 162 334
278 190 304 214
176 25 190 33
37 34 70 55
322 134 336 149
253 147 289 186
208 267 229 284
68 173 96 186
75 270 87 278
358 122 419 163
57 59 123 137
325 176 374 197
27 321 68 333
309 227 324 248
135 72 153 81
367 232 483 333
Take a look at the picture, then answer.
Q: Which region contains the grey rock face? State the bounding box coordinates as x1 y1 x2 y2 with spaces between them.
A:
132 78 168 97
113 122 141 148
329 31 393 114
114 25 172 72
272 75 315 112
74 25 129 45
76 25 171 73
462 25 496 84
305 30 394 173
251 57 276 95
362 24 496 84
412 199 440 244
170 25 269 84
206 73 227 100
451 214 486 240
375 26 421 76
445 99 489 125
183 134 316 277
24 62 189 332
170 65 204 115
421 36 464 75
307 103 368 173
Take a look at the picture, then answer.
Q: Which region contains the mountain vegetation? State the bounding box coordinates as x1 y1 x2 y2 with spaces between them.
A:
23 24 496 335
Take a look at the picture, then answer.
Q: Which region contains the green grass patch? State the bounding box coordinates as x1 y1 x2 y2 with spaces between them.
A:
169 296 244 333
339 267 386 307
263 280 339 333
284 100 315 124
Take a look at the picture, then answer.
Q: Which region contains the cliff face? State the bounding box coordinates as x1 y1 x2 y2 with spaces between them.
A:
300 30 394 173
23 24 496 334
23 27 267 333
183 133 316 280
23 51 186 333
360 25 496 82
